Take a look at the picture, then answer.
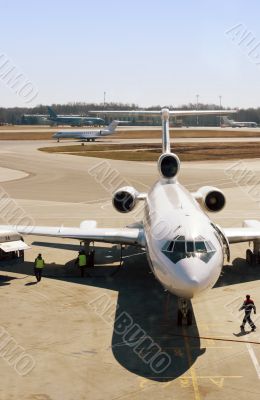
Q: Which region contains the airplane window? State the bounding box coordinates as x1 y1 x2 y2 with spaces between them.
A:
195 241 207 253
161 236 216 264
173 241 185 253
161 241 174 252
187 241 194 252
167 241 174 252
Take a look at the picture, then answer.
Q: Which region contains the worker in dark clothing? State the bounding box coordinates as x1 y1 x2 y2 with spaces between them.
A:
88 249 95 268
34 253 45 282
239 295 256 332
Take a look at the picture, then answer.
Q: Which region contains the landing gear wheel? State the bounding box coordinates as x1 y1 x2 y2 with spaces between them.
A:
177 310 183 326
246 249 253 265
187 309 193 326
252 254 258 265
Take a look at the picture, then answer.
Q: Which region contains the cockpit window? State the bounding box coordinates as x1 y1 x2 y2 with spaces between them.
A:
167 241 174 252
186 241 194 252
173 241 185 253
195 241 207 252
161 236 216 264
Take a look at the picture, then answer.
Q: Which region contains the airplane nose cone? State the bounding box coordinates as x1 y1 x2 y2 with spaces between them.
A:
174 258 211 298
189 277 199 287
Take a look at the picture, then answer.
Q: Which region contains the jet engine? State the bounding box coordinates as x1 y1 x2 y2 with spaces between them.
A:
112 186 139 213
158 153 180 179
195 186 226 212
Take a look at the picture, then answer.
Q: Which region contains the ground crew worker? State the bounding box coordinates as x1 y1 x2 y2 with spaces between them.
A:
77 251 88 277
239 294 256 332
34 253 45 282
88 249 95 268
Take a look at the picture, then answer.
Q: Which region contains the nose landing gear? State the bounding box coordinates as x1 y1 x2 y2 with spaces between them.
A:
177 298 193 326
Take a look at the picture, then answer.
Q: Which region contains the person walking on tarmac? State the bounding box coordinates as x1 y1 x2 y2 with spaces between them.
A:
239 294 256 332
76 250 88 277
34 253 45 282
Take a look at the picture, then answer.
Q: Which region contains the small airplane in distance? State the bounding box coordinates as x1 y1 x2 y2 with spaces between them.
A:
47 107 105 127
222 116 258 128
52 120 126 142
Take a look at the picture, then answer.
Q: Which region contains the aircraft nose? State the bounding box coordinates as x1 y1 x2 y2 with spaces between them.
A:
175 257 210 297
187 277 199 288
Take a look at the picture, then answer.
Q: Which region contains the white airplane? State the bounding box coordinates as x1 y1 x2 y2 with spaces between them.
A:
3 107 260 326
222 116 257 128
52 120 125 142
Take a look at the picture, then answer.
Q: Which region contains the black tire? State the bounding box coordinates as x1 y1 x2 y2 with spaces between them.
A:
177 310 183 326
246 249 253 265
187 309 193 326
252 253 258 266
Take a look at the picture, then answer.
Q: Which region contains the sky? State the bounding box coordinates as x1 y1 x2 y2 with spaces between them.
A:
1 0 260 108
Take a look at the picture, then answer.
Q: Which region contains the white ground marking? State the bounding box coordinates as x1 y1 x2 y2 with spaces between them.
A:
246 343 260 379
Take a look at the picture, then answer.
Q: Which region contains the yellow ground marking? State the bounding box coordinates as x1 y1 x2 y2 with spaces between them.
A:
163 346 232 350
179 376 242 389
138 375 242 390
183 326 201 400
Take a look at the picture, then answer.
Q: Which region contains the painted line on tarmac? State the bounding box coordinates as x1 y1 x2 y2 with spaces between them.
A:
172 333 260 345
183 327 201 400
246 343 260 379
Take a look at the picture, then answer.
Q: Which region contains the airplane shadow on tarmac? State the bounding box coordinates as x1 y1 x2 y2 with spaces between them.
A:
215 257 260 288
0 245 206 382
0 274 16 286
2 248 260 381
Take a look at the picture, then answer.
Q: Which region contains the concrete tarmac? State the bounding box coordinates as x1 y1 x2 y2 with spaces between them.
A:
0 140 260 400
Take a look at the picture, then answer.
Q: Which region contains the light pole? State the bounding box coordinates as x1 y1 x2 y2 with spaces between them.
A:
196 94 199 126
103 91 106 109
219 95 222 127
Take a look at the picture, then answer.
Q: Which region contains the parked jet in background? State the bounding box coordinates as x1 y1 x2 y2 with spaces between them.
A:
222 116 257 128
52 120 126 142
47 107 105 127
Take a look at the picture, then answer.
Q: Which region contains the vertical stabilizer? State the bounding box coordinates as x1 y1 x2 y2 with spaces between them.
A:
161 108 171 153
105 120 120 133
48 107 57 119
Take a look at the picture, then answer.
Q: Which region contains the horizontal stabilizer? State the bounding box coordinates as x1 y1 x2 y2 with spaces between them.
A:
89 109 237 117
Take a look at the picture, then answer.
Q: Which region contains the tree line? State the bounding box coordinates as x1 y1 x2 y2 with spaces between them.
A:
0 102 259 126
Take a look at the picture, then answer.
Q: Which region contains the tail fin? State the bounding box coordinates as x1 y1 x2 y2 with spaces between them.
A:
48 107 57 119
222 116 232 125
106 120 120 132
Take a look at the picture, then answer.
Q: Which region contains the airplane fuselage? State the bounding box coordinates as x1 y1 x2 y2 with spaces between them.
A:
143 179 224 299
52 129 113 141
49 116 105 126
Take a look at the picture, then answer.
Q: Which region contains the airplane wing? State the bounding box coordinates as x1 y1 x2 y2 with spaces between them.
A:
89 110 237 117
169 110 237 117
0 223 145 247
223 220 260 244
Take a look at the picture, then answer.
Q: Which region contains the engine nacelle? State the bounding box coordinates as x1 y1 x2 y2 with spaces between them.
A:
158 153 180 179
112 186 139 213
196 186 226 212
